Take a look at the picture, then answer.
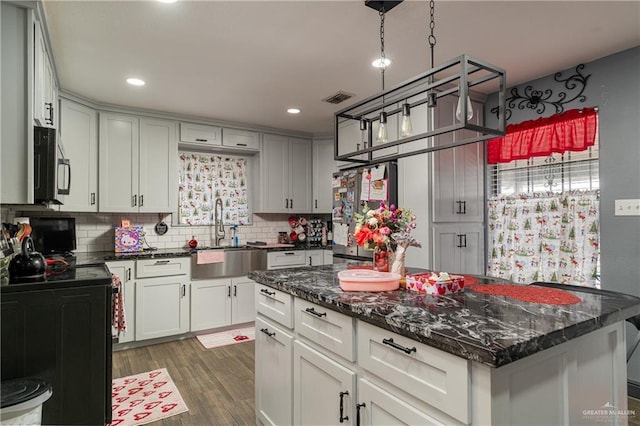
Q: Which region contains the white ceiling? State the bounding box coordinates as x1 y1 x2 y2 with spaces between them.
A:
43 1 640 136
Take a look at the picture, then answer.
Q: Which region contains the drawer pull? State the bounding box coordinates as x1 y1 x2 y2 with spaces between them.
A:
154 260 171 265
195 138 208 142
382 338 416 355
339 391 349 423
356 402 366 426
284 252 295 256
260 288 276 296
305 307 327 318
260 328 275 337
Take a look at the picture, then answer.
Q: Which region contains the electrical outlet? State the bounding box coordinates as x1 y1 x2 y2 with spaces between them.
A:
614 199 640 216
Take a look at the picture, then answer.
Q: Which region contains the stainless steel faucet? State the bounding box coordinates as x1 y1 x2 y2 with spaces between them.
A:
214 198 225 246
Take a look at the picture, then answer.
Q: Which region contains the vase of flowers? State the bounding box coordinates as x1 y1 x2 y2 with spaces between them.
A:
354 203 421 279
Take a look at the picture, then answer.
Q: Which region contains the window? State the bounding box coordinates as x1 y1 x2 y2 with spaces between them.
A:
486 109 600 287
491 139 599 195
177 152 250 225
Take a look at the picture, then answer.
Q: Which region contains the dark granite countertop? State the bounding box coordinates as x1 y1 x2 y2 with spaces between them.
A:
2 264 112 293
75 245 331 266
248 264 640 368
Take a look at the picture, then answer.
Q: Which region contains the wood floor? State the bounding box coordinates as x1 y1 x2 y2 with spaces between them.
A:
114 337 640 426
112 337 255 425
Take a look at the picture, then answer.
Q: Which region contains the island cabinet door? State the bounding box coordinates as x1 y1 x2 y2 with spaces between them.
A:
357 378 446 426
293 341 356 426
255 316 293 426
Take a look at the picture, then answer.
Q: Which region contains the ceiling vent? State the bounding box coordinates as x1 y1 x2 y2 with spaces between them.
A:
323 91 354 105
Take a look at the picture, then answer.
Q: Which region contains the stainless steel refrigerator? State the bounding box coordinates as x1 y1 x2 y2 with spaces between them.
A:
332 161 398 263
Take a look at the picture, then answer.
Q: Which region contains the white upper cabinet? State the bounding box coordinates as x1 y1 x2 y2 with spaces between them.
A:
259 134 312 213
33 18 56 129
58 98 98 212
99 113 177 213
179 122 221 146
432 96 484 223
312 138 335 213
222 128 260 151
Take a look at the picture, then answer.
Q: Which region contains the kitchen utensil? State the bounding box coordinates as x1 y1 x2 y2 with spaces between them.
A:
8 237 46 282
297 232 307 242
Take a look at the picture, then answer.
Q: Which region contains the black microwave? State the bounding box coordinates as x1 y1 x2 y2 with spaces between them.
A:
34 126 70 205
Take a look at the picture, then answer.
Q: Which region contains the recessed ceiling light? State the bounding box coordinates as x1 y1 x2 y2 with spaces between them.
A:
372 58 391 69
287 108 301 114
126 78 145 86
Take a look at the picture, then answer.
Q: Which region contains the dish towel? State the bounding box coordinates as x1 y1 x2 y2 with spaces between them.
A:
197 250 225 264
112 273 126 335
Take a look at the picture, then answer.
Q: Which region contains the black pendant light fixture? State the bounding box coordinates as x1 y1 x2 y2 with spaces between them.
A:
334 0 507 165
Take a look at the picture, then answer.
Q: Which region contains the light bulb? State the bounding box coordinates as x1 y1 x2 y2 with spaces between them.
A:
400 103 412 138
456 95 474 122
376 111 388 143
360 119 369 148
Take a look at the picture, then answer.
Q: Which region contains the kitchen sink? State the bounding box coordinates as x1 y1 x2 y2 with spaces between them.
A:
191 247 267 279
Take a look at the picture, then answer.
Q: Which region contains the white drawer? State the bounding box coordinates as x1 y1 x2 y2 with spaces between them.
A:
358 320 470 424
255 284 294 329
136 257 189 279
267 251 306 269
295 299 355 362
179 122 221 145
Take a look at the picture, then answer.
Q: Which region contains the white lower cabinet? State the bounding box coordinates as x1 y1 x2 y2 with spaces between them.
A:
293 341 356 426
357 378 445 426
255 316 293 426
190 276 255 332
134 258 190 341
106 260 135 344
432 223 484 275
135 275 189 341
307 249 324 267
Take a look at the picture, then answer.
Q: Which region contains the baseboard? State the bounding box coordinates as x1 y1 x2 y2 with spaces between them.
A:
629 380 640 399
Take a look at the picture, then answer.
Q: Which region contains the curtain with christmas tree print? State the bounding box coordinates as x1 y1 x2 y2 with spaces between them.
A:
178 153 250 225
486 190 600 288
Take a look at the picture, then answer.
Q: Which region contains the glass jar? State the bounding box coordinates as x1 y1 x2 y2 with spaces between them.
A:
373 247 392 272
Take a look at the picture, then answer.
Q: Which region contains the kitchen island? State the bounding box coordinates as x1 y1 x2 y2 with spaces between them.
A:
249 264 640 426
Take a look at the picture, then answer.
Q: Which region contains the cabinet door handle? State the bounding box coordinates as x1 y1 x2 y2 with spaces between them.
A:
285 198 289 209
126 268 131 281
91 192 96 205
462 200 467 214
260 288 275 296
154 260 170 265
382 338 416 354
140 194 144 207
228 286 231 297
181 284 186 297
309 256 312 266
456 234 462 248
195 138 208 142
339 391 349 423
290 198 293 209
315 199 318 209
260 328 275 338
305 307 327 318
455 200 463 214
132 195 137 207
233 285 237 297
461 234 467 248
45 102 53 125
356 402 366 426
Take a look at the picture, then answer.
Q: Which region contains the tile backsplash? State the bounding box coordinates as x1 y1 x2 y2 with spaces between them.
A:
1 207 330 253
